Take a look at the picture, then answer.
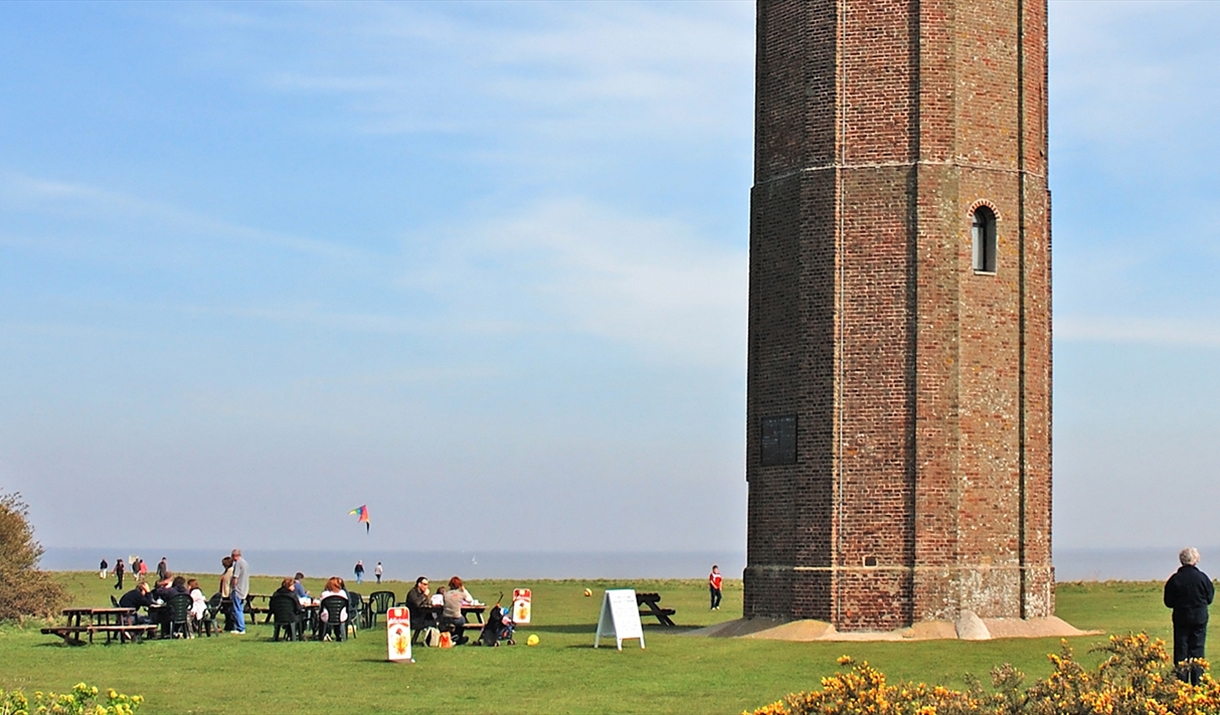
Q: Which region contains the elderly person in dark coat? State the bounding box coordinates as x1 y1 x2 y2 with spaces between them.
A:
1164 547 1215 684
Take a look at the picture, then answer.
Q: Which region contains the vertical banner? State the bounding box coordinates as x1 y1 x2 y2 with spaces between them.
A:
594 589 644 651
511 588 532 624
386 607 413 662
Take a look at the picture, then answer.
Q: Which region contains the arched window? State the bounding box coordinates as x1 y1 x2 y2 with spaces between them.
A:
972 206 997 273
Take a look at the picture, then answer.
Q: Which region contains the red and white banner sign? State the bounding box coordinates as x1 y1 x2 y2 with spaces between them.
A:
387 607 413 662
511 588 532 625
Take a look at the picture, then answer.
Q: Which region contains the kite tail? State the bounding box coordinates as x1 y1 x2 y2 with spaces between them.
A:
366 522 370 534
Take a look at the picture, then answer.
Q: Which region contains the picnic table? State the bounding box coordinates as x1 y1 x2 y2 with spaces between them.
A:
428 604 487 626
245 593 273 623
42 608 158 645
412 604 487 635
635 593 677 627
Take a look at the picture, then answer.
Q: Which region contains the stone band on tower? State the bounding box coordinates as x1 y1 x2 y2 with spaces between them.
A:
744 0 1052 631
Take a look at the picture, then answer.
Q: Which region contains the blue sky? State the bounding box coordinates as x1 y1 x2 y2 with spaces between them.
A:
1 1 1217 556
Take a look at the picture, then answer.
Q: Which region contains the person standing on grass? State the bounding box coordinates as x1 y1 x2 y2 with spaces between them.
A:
99 558 108 579
375 561 383 584
114 558 126 590
230 549 250 634
1164 547 1214 684
354 560 365 584
156 557 168 581
708 565 723 610
218 556 234 630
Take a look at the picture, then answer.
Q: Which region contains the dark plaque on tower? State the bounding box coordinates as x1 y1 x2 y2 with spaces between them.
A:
759 415 796 466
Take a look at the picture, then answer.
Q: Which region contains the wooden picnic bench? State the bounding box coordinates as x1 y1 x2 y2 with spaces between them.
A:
635 592 677 627
245 593 273 623
42 608 159 645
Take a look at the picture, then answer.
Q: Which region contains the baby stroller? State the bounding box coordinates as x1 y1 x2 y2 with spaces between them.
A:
479 594 515 647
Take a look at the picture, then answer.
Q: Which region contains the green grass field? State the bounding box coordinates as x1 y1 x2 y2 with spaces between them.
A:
0 574 1188 714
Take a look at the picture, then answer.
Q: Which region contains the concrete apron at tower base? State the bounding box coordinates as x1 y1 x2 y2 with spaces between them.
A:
683 614 1098 642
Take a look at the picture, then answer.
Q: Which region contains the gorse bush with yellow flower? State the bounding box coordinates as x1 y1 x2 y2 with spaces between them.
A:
0 682 143 715
745 633 1220 715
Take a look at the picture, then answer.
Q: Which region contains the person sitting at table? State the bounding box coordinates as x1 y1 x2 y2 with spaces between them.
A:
451 577 478 605
187 578 208 622
273 576 304 621
404 576 435 632
153 575 188 602
118 582 154 625
441 577 469 645
293 572 311 603
317 576 349 626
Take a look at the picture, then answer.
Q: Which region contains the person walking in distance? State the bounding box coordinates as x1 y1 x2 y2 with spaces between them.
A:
230 549 250 634
354 560 365 584
113 558 125 590
1164 547 1215 684
708 565 723 610
375 561 383 584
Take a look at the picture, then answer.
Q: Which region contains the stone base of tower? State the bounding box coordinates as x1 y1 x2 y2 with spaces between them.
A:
742 566 834 623
745 564 1055 632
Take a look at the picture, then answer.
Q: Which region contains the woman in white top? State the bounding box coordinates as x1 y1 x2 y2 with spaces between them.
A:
187 578 208 621
318 576 349 623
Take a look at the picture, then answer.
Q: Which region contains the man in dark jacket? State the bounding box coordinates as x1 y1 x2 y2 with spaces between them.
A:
118 582 154 625
1164 547 1215 684
404 577 436 637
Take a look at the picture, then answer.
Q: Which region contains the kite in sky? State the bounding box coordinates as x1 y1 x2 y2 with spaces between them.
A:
350 505 370 534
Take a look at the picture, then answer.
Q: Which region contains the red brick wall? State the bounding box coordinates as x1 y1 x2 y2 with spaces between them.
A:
745 0 1052 630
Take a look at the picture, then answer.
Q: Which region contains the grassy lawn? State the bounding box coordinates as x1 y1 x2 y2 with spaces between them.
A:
0 574 1187 715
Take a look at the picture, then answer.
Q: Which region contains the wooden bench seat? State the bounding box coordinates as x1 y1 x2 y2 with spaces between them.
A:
41 626 91 645
635 593 678 627
42 624 158 645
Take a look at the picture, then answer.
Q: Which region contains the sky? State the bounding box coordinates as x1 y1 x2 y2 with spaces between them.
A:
0 1 1217 557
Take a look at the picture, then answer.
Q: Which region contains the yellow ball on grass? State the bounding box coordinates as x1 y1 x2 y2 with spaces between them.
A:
527 634 540 646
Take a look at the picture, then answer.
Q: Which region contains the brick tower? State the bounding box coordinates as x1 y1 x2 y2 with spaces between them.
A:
744 0 1052 631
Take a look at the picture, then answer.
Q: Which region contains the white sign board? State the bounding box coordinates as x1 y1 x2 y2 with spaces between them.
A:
386 607 413 663
594 589 644 650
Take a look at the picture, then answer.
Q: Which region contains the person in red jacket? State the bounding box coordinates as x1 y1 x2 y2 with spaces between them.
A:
708 565 723 610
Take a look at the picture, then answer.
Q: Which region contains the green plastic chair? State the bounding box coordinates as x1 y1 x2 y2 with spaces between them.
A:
269 594 303 641
367 591 396 628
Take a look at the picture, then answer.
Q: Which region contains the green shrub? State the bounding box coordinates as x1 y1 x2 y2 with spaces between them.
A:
0 490 68 620
745 633 1220 715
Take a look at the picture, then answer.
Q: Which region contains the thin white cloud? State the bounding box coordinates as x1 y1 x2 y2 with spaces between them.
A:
1056 315 1220 347
0 171 366 263
403 199 747 367
192 304 526 338
168 2 754 142
0 321 138 340
1050 0 1220 150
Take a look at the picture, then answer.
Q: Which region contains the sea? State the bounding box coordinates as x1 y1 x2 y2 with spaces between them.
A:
41 548 744 582
42 546 1201 583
